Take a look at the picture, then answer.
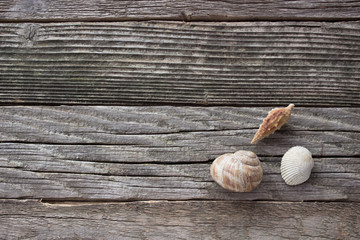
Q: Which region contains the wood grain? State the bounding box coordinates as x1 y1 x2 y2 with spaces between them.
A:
0 106 359 202
0 106 359 155
1 0 360 21
0 22 359 106
1 200 359 240
1 1 358 238
1 149 359 201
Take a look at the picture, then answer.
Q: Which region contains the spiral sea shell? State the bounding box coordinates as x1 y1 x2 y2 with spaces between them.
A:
281 146 314 185
210 150 263 192
251 104 295 144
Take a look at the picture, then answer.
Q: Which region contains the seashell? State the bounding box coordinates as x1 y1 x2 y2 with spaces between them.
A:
281 146 314 185
210 150 263 192
251 104 295 144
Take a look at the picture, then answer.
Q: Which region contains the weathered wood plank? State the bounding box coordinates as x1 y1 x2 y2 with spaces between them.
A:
0 22 359 106
0 106 359 201
0 106 359 156
1 200 359 240
1 148 359 201
1 0 360 21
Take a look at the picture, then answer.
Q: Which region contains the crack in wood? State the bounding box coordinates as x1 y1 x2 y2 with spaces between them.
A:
3 198 357 205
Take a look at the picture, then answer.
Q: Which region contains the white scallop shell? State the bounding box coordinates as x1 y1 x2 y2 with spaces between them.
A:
280 146 314 185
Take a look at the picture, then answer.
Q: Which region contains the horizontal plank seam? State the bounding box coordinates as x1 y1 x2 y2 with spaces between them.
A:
1 17 360 23
1 102 360 108
0 198 356 205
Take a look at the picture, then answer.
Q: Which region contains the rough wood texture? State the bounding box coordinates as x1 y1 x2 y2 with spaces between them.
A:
1 148 359 201
0 106 359 154
0 22 359 106
1 106 359 202
1 3 359 237
1 200 359 240
1 0 360 21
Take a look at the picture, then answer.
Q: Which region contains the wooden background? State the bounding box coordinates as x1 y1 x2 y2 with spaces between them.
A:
0 1 359 239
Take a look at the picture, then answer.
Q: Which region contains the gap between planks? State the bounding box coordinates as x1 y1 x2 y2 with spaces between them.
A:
1 0 360 22
30 199 360 206
1 17 360 23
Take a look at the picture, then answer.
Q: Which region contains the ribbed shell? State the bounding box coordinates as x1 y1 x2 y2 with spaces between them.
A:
281 146 314 185
210 150 263 192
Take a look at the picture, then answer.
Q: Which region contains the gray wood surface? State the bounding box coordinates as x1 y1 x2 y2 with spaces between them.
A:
0 22 359 106
1 106 359 153
1 200 359 240
1 106 359 202
1 2 359 238
1 149 359 201
1 0 360 21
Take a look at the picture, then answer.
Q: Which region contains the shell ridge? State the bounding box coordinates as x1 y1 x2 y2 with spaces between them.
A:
210 150 263 192
281 146 314 185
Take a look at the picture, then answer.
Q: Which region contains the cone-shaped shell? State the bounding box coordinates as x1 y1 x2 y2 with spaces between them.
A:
210 150 263 192
251 104 295 144
281 146 314 185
